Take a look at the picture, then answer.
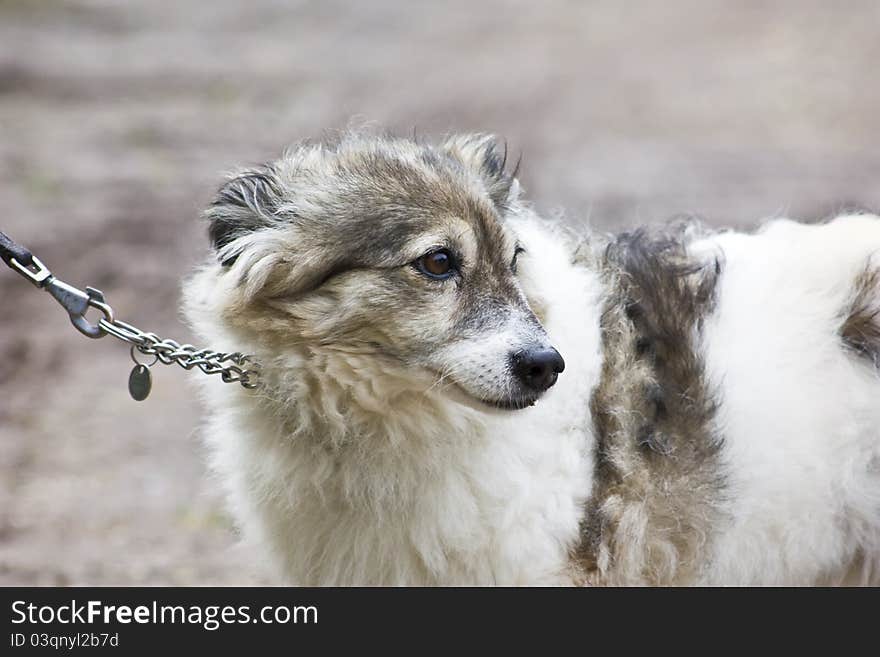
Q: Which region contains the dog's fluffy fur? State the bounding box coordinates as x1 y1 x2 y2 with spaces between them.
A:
185 131 880 585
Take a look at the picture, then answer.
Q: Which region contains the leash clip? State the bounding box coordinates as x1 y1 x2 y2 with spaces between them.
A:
44 278 114 339
10 255 114 339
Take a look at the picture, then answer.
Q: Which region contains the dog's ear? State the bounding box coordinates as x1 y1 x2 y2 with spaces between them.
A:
442 134 521 212
206 164 285 267
206 163 350 301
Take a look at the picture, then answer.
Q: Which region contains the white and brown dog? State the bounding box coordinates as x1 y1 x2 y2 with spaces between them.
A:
184 131 880 585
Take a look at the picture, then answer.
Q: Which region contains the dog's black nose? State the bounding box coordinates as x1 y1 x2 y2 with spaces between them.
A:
511 347 566 392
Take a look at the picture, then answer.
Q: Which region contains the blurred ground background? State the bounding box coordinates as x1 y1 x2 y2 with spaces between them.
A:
0 0 878 585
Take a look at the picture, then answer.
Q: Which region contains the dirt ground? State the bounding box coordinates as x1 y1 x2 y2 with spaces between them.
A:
0 0 878 585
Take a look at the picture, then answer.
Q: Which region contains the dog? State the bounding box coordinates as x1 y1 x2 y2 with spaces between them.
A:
184 130 880 585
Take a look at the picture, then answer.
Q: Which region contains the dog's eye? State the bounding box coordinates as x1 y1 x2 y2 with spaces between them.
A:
511 246 525 273
415 249 456 280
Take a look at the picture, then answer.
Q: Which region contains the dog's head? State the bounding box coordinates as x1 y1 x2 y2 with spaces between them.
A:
202 132 563 410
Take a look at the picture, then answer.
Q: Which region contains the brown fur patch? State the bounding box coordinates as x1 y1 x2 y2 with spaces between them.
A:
574 226 726 585
840 266 880 365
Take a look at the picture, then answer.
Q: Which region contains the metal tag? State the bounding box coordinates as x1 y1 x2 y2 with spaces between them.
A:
128 364 152 401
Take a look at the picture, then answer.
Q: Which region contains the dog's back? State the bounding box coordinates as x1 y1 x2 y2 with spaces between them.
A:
576 214 880 585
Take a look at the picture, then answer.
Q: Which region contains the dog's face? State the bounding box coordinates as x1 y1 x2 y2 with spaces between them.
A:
206 133 564 410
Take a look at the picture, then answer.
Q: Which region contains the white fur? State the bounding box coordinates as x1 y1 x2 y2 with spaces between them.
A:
691 215 880 585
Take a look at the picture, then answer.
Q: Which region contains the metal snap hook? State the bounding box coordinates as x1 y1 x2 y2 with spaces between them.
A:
66 287 114 339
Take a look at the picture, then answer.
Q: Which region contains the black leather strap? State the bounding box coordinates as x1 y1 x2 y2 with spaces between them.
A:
0 230 33 268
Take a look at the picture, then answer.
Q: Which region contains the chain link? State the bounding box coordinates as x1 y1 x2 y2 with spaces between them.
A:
99 318 260 389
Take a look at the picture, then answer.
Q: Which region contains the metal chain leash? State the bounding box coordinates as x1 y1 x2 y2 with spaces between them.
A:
101 318 260 389
0 229 260 399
